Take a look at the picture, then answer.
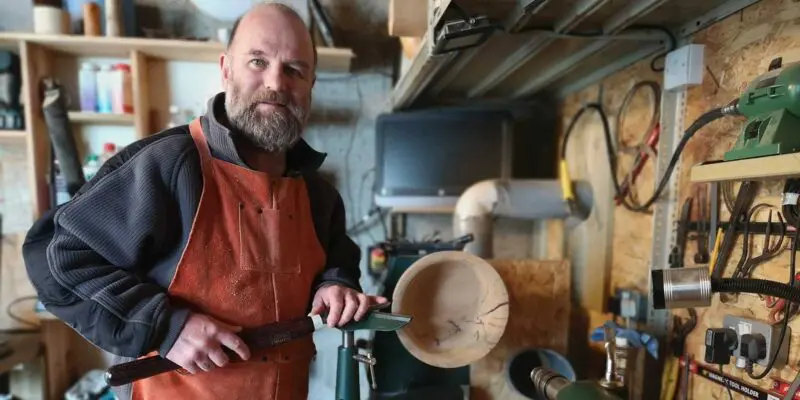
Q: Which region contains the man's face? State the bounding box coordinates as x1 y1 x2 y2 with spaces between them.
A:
221 7 315 152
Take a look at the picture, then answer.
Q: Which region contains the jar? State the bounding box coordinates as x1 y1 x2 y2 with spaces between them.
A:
111 63 133 114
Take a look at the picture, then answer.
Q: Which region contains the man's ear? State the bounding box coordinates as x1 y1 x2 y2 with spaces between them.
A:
220 53 231 87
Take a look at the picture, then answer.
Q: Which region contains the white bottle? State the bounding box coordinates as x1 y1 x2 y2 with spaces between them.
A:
96 65 113 113
78 63 98 112
83 155 101 181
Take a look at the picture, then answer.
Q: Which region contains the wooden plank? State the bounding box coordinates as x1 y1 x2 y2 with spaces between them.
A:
67 111 135 125
470 260 571 400
130 50 151 139
41 319 75 400
0 130 27 144
0 32 353 72
19 41 52 219
0 334 43 375
690 154 800 183
389 0 427 37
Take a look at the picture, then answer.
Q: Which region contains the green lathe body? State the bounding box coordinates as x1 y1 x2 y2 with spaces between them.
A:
555 382 627 400
724 61 800 161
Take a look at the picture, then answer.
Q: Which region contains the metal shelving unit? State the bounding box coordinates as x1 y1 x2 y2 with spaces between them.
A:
391 0 762 110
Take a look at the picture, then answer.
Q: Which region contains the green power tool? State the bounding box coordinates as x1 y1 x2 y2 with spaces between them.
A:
724 58 800 161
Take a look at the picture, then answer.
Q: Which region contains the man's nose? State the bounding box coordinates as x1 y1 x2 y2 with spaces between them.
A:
262 64 288 92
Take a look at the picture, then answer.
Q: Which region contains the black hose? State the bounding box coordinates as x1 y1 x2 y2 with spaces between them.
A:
711 277 800 303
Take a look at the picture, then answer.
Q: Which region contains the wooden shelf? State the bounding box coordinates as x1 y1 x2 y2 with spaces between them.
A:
68 111 135 125
0 32 354 73
690 153 800 183
0 130 26 140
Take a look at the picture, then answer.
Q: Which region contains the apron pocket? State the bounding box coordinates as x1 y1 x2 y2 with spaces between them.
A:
239 203 301 274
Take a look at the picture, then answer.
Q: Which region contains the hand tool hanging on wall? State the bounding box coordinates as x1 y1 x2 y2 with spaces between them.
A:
731 204 785 280
711 181 759 281
692 185 711 264
668 198 692 269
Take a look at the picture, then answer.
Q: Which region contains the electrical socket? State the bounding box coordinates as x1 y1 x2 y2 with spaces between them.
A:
664 44 704 91
723 315 790 369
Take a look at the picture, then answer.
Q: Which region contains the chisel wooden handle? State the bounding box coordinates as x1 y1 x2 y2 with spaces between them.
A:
105 354 183 387
105 314 322 386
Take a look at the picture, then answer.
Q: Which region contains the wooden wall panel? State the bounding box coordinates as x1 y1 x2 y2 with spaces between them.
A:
471 260 570 400
558 0 800 397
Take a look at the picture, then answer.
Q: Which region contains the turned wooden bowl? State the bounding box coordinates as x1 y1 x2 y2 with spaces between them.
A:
392 250 510 368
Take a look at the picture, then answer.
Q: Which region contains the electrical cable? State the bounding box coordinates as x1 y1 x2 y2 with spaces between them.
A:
782 179 800 229
718 365 733 400
560 99 736 216
714 228 798 380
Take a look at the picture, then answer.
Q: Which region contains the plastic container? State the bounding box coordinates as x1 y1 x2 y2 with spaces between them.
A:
111 63 133 114
78 62 98 112
83 154 101 181
100 142 117 164
96 65 113 113
53 160 71 205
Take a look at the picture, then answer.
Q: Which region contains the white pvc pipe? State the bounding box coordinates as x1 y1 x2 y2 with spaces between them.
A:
453 179 593 258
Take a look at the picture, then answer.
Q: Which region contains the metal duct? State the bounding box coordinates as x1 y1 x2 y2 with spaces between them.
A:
453 179 593 258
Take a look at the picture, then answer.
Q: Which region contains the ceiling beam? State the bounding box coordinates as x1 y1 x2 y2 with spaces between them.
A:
512 0 674 98
465 0 608 99
426 46 481 96
511 39 611 98
504 0 553 32
390 31 458 109
603 0 669 34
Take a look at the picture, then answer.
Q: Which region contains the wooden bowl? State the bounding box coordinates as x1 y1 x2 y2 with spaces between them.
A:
392 251 510 368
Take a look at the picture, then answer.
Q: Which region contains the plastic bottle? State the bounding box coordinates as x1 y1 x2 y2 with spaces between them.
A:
111 63 133 114
78 62 98 112
100 142 117 164
96 65 113 113
54 160 71 205
83 154 101 181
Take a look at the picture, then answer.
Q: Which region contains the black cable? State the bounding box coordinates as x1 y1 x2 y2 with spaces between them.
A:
747 228 796 380
560 101 731 215
718 365 733 400
782 179 800 229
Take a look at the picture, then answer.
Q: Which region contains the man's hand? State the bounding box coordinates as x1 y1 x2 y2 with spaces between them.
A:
165 313 251 374
311 284 388 328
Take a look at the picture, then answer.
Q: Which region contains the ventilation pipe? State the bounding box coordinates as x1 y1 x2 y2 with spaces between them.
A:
453 179 594 258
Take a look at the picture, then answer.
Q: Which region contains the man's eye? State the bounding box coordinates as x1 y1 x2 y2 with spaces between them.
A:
250 59 266 68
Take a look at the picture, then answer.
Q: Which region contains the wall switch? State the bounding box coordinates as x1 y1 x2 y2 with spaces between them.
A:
723 315 790 369
664 44 705 91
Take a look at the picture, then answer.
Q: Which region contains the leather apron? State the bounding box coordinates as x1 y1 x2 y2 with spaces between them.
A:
132 118 326 400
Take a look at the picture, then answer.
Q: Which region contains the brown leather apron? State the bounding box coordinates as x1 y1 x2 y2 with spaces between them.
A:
131 118 326 400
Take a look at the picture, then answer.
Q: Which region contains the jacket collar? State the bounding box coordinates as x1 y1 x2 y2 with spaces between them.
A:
200 92 326 176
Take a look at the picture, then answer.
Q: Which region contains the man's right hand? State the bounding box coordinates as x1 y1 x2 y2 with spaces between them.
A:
165 313 251 374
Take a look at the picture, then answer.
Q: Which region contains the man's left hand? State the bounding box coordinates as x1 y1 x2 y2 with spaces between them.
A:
311 284 388 328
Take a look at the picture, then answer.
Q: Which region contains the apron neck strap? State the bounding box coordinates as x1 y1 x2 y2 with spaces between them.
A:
188 118 213 166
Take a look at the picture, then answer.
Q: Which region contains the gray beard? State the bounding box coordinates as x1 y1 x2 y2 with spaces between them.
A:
225 91 305 153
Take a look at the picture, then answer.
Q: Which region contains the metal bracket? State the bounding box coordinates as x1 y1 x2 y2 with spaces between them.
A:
647 87 687 337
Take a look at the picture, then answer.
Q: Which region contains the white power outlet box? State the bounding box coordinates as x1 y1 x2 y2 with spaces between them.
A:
664 44 705 91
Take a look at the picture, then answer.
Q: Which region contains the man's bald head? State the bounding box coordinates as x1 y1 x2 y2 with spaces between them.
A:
219 2 317 153
227 3 317 67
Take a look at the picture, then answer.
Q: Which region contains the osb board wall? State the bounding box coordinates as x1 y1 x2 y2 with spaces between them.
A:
471 259 570 400
558 0 800 396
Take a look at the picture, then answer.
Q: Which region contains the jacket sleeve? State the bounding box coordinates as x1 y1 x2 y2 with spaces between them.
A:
314 190 363 293
33 143 191 358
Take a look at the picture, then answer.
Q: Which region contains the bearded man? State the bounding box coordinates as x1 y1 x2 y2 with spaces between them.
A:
22 3 385 400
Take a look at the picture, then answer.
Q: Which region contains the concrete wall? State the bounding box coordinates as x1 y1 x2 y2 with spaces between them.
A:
0 1 543 398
